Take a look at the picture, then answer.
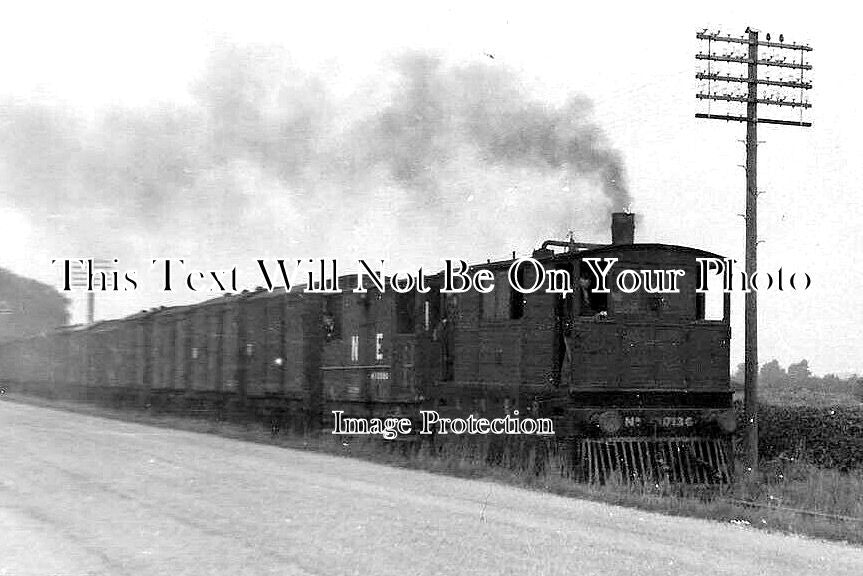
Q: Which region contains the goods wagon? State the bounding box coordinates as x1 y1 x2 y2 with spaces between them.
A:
0 212 733 483
236 288 322 427
317 276 423 425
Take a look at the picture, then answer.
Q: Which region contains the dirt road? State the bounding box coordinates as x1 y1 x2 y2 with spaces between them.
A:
1 401 860 575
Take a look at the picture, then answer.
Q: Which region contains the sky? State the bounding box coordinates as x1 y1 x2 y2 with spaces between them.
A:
0 1 859 375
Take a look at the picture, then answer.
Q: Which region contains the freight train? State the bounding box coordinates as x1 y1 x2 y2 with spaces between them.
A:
0 213 735 483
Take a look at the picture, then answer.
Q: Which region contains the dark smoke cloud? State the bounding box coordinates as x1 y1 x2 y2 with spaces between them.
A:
340 52 629 210
0 41 629 317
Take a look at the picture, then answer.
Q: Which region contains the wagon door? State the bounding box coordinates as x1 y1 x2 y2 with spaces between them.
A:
391 291 416 402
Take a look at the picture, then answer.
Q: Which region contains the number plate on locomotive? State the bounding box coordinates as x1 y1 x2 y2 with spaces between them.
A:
623 415 696 428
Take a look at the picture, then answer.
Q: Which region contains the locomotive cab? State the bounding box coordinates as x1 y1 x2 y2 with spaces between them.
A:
415 213 735 483
543 239 734 482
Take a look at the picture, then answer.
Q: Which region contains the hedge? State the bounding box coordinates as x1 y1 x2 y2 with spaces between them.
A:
735 402 863 470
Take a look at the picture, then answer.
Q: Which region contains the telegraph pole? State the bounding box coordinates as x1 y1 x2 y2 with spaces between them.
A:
695 28 812 474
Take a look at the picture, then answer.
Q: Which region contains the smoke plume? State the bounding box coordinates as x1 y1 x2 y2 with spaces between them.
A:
0 42 629 317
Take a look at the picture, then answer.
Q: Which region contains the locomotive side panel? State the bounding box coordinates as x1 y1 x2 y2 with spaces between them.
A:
425 263 556 411
519 289 557 393
566 248 730 393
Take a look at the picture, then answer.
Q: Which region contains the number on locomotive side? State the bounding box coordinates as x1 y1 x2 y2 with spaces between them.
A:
661 416 695 427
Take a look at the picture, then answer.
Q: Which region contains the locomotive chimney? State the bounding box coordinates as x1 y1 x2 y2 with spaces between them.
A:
611 212 635 245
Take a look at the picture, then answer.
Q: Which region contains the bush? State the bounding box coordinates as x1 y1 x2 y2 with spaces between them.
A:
736 402 863 470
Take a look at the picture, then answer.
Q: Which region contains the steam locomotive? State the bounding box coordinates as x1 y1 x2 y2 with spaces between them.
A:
0 212 734 483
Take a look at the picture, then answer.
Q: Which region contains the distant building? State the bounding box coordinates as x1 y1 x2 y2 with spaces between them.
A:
0 268 69 342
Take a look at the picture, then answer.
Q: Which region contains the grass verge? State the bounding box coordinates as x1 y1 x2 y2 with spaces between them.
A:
4 392 862 546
